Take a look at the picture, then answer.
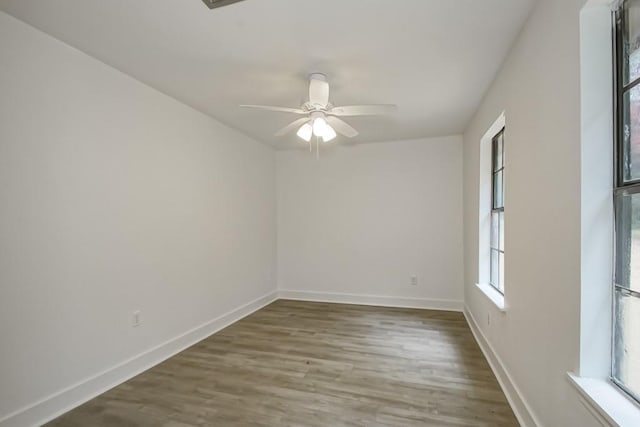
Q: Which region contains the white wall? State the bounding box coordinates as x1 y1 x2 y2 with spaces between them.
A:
277 137 463 309
0 11 276 424
462 0 600 425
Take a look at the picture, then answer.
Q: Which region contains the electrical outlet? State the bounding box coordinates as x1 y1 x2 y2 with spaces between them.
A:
132 310 142 327
410 275 418 286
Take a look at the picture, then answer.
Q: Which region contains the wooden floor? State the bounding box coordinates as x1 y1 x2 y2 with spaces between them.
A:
47 300 518 426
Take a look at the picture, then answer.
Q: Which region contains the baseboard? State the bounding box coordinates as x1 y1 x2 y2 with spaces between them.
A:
464 305 542 427
0 290 279 427
278 289 464 312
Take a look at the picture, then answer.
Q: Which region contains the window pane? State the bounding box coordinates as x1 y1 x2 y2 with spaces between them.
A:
613 290 640 400
490 249 499 288
499 251 505 293
491 212 499 249
493 170 503 209
493 136 503 172
624 0 640 85
499 211 504 252
622 85 640 182
615 191 640 293
500 132 505 166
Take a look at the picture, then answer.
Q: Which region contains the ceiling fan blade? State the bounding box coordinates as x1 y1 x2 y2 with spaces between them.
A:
309 79 329 107
326 116 359 138
274 118 310 136
328 104 397 116
240 105 306 114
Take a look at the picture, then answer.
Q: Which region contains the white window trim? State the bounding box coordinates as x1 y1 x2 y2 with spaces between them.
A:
475 282 506 312
567 373 640 426
477 112 506 307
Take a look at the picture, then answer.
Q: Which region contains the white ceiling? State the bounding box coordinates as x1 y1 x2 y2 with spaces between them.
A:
0 0 533 148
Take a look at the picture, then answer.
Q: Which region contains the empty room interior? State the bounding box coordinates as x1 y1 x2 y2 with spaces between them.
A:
2 0 640 426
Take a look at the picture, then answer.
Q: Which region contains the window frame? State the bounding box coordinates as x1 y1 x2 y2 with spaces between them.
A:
489 128 505 294
612 0 640 404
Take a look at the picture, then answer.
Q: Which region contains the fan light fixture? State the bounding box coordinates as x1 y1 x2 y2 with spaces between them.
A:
303 112 336 143
297 117 336 144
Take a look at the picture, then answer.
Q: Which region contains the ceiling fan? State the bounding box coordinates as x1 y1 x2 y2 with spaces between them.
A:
241 73 396 148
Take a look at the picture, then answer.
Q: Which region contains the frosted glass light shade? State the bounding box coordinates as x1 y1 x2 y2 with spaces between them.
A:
312 117 328 137
296 123 313 142
322 125 337 142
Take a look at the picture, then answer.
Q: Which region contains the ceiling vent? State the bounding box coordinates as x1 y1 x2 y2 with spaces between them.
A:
201 0 246 9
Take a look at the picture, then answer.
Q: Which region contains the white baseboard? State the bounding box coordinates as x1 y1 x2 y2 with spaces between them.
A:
0 291 279 427
278 289 464 312
464 305 541 427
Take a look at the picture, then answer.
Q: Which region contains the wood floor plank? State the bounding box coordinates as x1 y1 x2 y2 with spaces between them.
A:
46 300 518 426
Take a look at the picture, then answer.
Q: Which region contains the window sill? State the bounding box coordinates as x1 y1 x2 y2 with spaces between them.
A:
567 373 640 426
475 283 507 312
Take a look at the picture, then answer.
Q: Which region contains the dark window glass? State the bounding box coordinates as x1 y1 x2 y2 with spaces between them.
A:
614 191 640 294
623 0 640 85
499 211 504 252
490 250 499 289
622 84 640 181
493 171 504 209
491 212 499 248
613 288 640 397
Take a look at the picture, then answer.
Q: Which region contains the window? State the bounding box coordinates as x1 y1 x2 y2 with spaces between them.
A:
490 128 505 294
567 3 640 424
613 0 640 403
476 113 506 309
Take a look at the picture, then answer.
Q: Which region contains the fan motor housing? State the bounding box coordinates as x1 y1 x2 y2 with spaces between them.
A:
201 0 246 9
